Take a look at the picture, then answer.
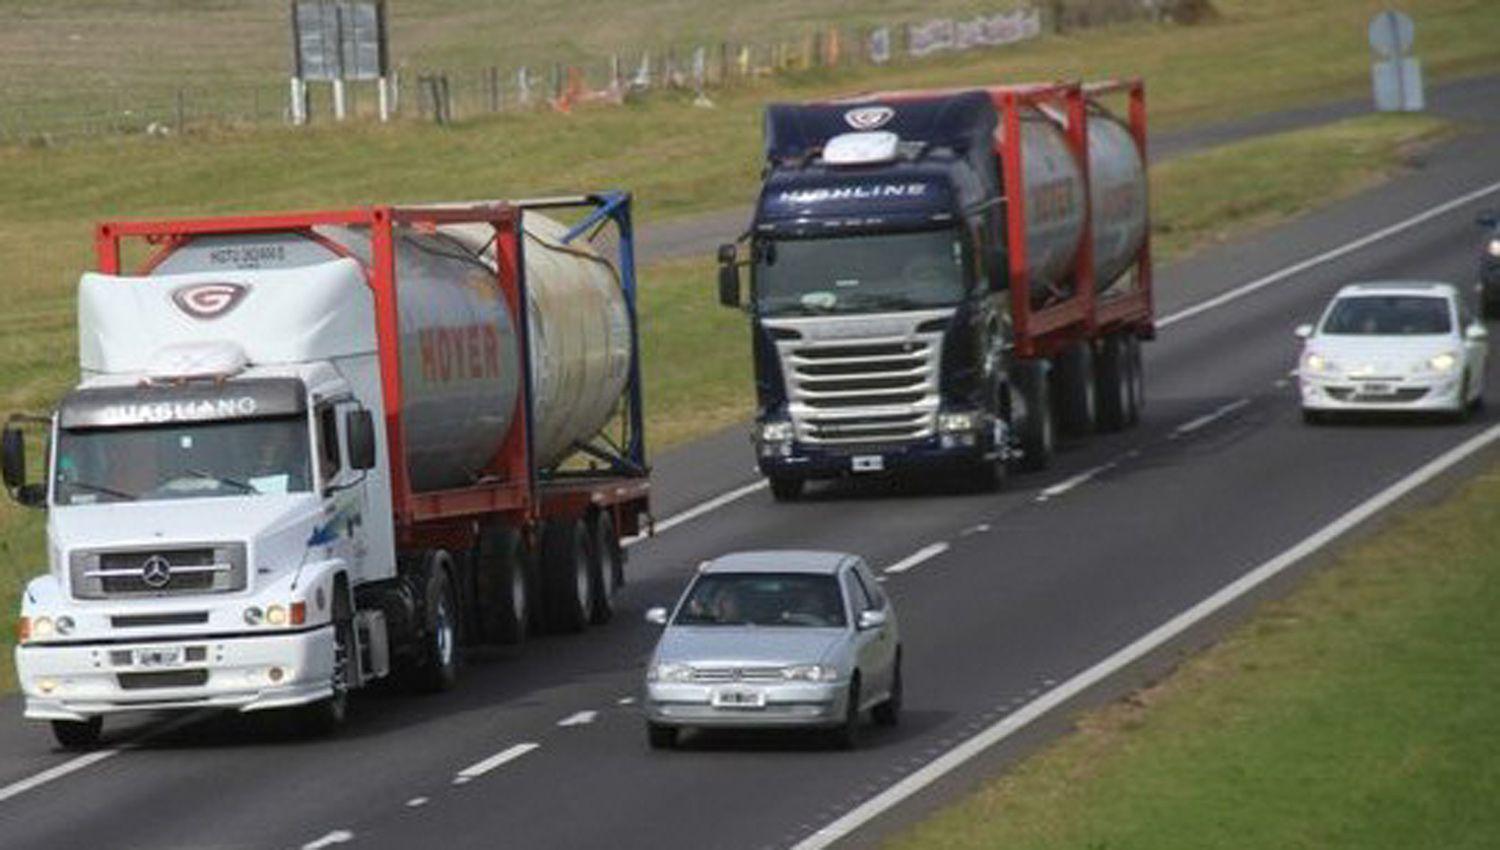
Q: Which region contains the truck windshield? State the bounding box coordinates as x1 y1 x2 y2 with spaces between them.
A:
754 230 967 317
53 417 313 506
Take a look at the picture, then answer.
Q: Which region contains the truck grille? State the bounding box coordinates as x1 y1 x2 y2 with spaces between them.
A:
69 544 247 600
782 334 942 445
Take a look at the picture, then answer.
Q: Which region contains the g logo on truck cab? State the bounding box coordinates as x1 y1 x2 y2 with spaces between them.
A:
844 106 894 131
140 555 173 588
172 282 249 320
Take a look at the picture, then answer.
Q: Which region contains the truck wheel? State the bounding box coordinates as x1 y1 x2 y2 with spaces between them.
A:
50 718 102 751
1125 335 1145 425
299 610 352 735
476 526 530 645
1053 341 1098 436
769 476 803 502
646 722 678 750
408 552 460 693
587 513 621 625
1009 361 1054 473
1095 334 1134 432
542 519 593 634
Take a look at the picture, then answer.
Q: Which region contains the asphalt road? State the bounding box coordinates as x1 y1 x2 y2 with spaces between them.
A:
3 77 1500 850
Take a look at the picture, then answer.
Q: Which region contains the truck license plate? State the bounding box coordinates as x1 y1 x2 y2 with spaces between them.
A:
135 647 185 669
851 455 885 473
711 687 766 709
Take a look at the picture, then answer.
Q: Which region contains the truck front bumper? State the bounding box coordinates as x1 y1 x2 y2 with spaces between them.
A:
757 436 998 482
15 625 335 722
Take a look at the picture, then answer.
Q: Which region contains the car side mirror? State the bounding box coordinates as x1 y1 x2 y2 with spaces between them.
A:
1294 324 1314 340
1 426 25 491
857 609 888 630
645 606 669 626
717 244 741 308
1466 324 1489 342
346 409 376 471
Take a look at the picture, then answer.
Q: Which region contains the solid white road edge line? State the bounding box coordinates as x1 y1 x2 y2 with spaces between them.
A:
883 543 950 575
452 742 539 785
1156 178 1500 330
620 480 769 549
1171 398 1252 439
790 421 1500 850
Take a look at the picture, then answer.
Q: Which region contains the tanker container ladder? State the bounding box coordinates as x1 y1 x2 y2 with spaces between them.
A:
4 193 652 749
718 79 1153 499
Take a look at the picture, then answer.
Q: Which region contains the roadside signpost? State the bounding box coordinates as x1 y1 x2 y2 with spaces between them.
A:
1370 8 1424 112
290 0 391 124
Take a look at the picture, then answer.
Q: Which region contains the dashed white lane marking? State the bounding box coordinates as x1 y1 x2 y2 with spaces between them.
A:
1035 463 1116 502
453 743 539 785
302 830 354 850
0 711 207 805
883 543 950 575
1275 378 1290 389
405 797 429 808
959 523 991 537
621 480 769 548
617 696 636 706
790 421 1500 850
557 711 598 727
1171 398 1252 439
1157 178 1500 330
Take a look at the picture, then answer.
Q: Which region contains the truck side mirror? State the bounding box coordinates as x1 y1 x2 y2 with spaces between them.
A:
346 409 377 471
2 426 26 490
717 243 741 308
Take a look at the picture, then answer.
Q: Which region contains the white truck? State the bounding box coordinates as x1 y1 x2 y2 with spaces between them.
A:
5 195 651 748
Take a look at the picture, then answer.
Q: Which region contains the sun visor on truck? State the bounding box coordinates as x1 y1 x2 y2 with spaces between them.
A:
764 90 997 163
59 378 307 430
78 257 376 376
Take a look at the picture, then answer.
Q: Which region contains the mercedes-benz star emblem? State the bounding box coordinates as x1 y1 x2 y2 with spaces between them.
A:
140 555 173 589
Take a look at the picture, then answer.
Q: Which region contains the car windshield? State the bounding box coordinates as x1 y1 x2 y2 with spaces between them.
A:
53 417 313 506
674 572 847 628
1321 295 1452 335
754 229 967 317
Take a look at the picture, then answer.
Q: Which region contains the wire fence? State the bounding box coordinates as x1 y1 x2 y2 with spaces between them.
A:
0 0 1208 144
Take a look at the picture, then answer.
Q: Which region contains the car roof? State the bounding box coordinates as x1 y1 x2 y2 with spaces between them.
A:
1335 281 1457 299
701 550 857 576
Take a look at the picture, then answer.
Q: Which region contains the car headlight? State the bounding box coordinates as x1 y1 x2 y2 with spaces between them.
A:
649 663 695 683
1427 352 1458 373
781 663 839 682
759 421 794 443
938 411 977 433
1303 352 1337 375
1488 238 1500 258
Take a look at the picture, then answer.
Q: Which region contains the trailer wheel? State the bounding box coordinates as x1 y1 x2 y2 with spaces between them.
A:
587 513 621 625
407 551 460 693
1009 360 1054 473
475 525 530 645
1053 341 1098 436
541 519 593 634
769 476 803 502
50 718 102 751
1094 334 1134 432
1126 335 1145 424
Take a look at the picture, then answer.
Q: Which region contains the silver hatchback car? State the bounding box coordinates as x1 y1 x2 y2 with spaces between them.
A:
643 550 902 749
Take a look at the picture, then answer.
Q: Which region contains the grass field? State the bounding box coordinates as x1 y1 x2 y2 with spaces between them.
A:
886 460 1500 850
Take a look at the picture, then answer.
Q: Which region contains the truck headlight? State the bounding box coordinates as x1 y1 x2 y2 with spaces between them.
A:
781 664 838 682
30 617 55 640
265 605 288 627
1427 352 1458 373
759 421 794 443
649 663 695 683
939 411 977 433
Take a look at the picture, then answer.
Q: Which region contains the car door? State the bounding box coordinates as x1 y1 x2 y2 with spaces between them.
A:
846 563 895 701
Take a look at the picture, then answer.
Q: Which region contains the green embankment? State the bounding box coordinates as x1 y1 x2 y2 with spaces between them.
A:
886 461 1500 850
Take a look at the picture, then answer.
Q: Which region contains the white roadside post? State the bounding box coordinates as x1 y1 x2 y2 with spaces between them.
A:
1370 8 1424 112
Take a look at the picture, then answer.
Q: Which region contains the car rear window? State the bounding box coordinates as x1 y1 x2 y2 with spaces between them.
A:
1322 295 1451 335
674 573 846 628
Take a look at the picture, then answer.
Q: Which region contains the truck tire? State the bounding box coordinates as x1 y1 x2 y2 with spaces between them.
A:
51 718 102 751
1053 341 1098 436
1094 334 1134 432
406 551 460 693
475 525 530 645
1009 360 1054 473
769 476 803 502
646 722 678 750
1125 334 1145 425
541 519 593 634
587 512 621 625
298 606 352 735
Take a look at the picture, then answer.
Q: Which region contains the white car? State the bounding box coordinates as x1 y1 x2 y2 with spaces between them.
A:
1297 281 1488 422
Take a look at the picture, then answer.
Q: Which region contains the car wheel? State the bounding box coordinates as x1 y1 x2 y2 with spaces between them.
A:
769 476 803 502
1301 408 1327 426
830 676 861 750
646 722 678 750
298 607 352 735
51 718 102 751
872 654 902 727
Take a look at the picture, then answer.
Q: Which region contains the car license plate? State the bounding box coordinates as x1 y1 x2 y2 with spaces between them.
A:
135 647 185 669
1360 382 1394 395
711 687 766 709
851 455 884 473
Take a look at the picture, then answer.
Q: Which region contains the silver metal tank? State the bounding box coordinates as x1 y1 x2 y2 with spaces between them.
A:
150 213 632 489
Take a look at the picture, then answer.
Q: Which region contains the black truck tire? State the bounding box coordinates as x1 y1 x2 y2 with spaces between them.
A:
541 519 593 634
587 512 621 625
406 551 461 694
1009 360 1054 473
51 718 102 751
1126 334 1145 425
1094 334 1134 432
769 475 804 502
1053 341 1098 436
475 525 530 645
